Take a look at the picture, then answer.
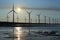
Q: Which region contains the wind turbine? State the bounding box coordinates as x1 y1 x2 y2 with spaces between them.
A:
25 16 27 23
7 3 18 40
17 16 19 22
7 13 9 22
7 3 17 23
37 13 41 23
26 11 32 23
49 17 51 24
37 14 40 23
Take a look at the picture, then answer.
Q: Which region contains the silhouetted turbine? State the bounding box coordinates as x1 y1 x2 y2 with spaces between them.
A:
17 16 19 22
7 13 9 22
37 14 41 23
26 11 32 23
7 3 17 22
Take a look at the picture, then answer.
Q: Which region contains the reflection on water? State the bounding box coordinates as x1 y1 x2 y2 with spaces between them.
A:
14 27 22 40
13 27 60 40
0 27 60 40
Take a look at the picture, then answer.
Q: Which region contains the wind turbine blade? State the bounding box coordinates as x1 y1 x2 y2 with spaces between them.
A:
30 11 32 13
14 11 17 14
26 11 32 14
13 3 14 11
8 10 13 14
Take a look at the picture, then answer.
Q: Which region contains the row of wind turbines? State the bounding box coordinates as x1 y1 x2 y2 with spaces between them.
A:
6 3 59 24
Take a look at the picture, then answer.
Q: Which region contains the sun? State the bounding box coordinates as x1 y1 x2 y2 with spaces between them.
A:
17 8 21 11
16 7 22 12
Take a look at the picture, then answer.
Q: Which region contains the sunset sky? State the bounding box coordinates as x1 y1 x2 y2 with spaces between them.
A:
0 0 60 23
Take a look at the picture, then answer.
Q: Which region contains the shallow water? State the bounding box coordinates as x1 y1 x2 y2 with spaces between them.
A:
0 26 60 40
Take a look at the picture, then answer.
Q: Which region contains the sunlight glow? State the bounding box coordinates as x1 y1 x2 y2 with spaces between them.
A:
15 27 22 40
16 7 22 12
15 27 22 34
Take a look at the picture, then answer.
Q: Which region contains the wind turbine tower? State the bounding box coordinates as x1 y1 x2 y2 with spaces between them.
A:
8 3 17 23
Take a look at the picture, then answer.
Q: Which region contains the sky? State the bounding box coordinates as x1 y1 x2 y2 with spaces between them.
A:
0 0 60 23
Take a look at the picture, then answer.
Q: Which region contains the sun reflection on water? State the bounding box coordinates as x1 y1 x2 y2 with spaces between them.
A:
15 27 22 40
